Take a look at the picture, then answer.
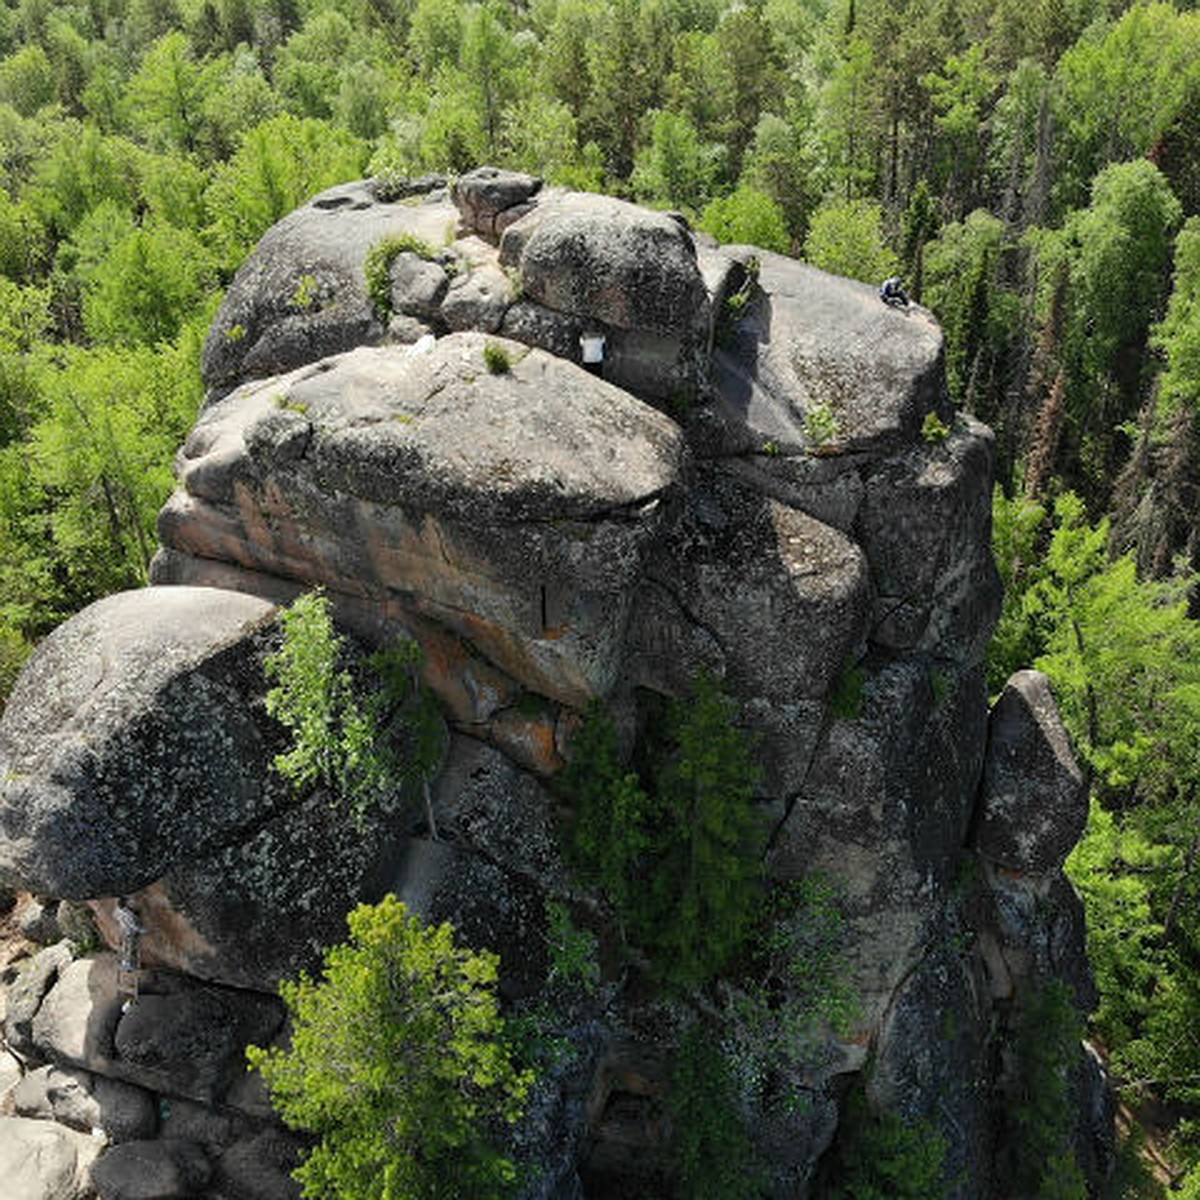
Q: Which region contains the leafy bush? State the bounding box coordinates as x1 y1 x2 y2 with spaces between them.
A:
544 899 600 992
248 895 532 1200
804 401 841 450
820 1084 949 1200
263 589 443 828
922 410 951 443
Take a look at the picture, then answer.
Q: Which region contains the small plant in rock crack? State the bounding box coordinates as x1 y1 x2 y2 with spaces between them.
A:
484 341 512 374
804 401 841 450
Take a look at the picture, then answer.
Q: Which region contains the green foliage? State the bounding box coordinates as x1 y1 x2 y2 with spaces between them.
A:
1011 982 1087 1198
563 674 763 989
987 485 1048 692
698 183 789 253
632 108 722 212
544 899 599 992
1154 216 1200 422
263 590 444 828
668 1024 759 1200
803 197 898 284
248 894 532 1200
724 876 858 1105
562 700 651 916
923 210 1020 418
363 231 439 317
803 401 841 451
820 1084 949 1200
829 663 865 719
633 672 764 988
922 411 951 444
205 114 366 270
81 219 213 345
483 341 511 374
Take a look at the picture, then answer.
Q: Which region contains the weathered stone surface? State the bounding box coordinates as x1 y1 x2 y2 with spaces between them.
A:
500 192 710 340
31 956 282 1105
857 417 1002 661
709 250 948 456
0 1046 21 1102
5 940 75 1058
0 1116 102 1200
14 1064 157 1143
388 838 546 999
212 1129 305 1200
19 899 61 945
439 258 514 332
433 736 568 891
387 251 448 320
869 933 995 1200
768 659 989 1017
202 179 457 400
90 1139 211 1200
452 166 542 239
984 865 1096 1013
0 587 279 899
154 334 685 709
155 1098 240 1151
660 467 870 705
973 670 1087 875
94 773 423 992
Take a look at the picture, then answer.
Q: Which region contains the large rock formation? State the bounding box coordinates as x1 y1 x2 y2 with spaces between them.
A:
0 169 1104 1200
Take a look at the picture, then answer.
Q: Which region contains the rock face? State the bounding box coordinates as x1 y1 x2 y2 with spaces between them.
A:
973 669 1087 875
0 172 1102 1200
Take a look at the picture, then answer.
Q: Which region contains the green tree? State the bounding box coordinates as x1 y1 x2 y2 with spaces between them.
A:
1023 160 1182 505
668 1023 758 1199
248 894 532 1200
0 44 56 115
125 30 218 154
699 183 789 253
803 196 898 283
263 589 445 829
636 671 764 988
562 699 651 918
204 114 366 269
1053 4 1200 216
563 674 763 988
632 109 721 211
740 108 820 250
923 209 1020 441
81 219 213 345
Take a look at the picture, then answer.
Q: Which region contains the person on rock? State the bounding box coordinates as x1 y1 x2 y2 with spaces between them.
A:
879 276 911 308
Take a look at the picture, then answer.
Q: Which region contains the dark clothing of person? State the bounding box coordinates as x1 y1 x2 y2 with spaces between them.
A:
880 277 910 307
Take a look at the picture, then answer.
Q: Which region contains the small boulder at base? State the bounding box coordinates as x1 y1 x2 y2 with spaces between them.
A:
90 1140 211 1200
973 669 1087 876
0 1116 102 1200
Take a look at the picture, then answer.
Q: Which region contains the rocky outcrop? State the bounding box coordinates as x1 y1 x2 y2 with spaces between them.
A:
0 172 1101 1200
973 669 1088 875
201 177 457 401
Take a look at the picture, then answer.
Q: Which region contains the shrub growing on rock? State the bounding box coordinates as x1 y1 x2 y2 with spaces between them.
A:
563 673 763 989
263 589 444 829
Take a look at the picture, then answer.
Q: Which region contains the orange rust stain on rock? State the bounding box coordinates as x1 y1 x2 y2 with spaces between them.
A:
489 708 563 776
